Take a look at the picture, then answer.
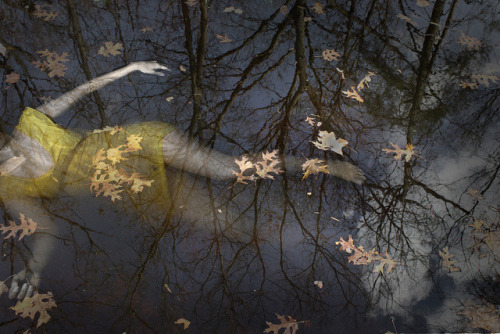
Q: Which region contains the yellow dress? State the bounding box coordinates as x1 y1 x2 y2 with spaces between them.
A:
0 107 174 220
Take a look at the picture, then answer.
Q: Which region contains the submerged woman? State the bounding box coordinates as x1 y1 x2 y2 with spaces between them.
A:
0 61 364 300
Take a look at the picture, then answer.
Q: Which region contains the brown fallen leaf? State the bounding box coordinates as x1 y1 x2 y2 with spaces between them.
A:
10 292 57 328
0 213 38 241
175 318 191 329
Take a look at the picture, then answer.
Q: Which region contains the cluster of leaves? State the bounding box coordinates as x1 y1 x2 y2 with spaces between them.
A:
458 301 500 333
32 49 69 78
382 142 418 162
0 213 38 241
31 4 58 21
233 150 283 184
264 314 310 334
89 126 153 202
98 42 123 57
336 235 397 274
342 72 375 103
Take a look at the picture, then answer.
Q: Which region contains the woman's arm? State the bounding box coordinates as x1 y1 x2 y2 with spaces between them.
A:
162 131 365 184
2 197 57 300
37 61 170 118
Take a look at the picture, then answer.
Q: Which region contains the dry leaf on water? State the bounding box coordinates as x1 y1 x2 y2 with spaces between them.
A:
439 246 461 273
322 49 341 62
32 4 58 21
311 2 324 14
10 292 57 328
98 42 123 57
342 86 364 103
32 49 69 78
5 72 20 84
264 314 310 334
216 34 232 43
302 158 329 180
174 318 191 329
254 150 283 180
0 213 38 241
311 131 348 155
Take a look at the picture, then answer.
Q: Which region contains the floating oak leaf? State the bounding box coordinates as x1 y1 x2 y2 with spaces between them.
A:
280 6 288 16
0 213 38 241
264 314 309 334
32 4 58 21
357 71 375 91
458 32 481 51
382 142 418 162
98 42 123 57
5 72 20 84
302 158 329 180
33 50 69 78
311 2 324 14
311 131 348 155
174 318 191 330
125 134 142 152
129 173 154 193
10 292 57 328
439 246 461 273
232 156 255 184
336 235 356 253
216 34 232 43
342 86 364 103
322 49 341 62
304 115 321 127
254 150 283 180
469 218 486 233
185 0 197 6
106 146 127 165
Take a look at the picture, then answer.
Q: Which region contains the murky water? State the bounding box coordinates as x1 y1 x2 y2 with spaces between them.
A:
1 0 499 333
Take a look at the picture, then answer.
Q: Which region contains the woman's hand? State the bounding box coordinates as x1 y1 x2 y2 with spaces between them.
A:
8 268 40 300
130 61 170 76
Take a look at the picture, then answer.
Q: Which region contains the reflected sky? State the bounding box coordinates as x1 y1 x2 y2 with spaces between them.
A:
1 0 499 333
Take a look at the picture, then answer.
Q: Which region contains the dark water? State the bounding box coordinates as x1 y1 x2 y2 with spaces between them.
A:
1 0 499 333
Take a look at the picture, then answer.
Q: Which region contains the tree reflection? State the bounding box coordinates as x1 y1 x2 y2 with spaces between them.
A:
1 0 498 332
